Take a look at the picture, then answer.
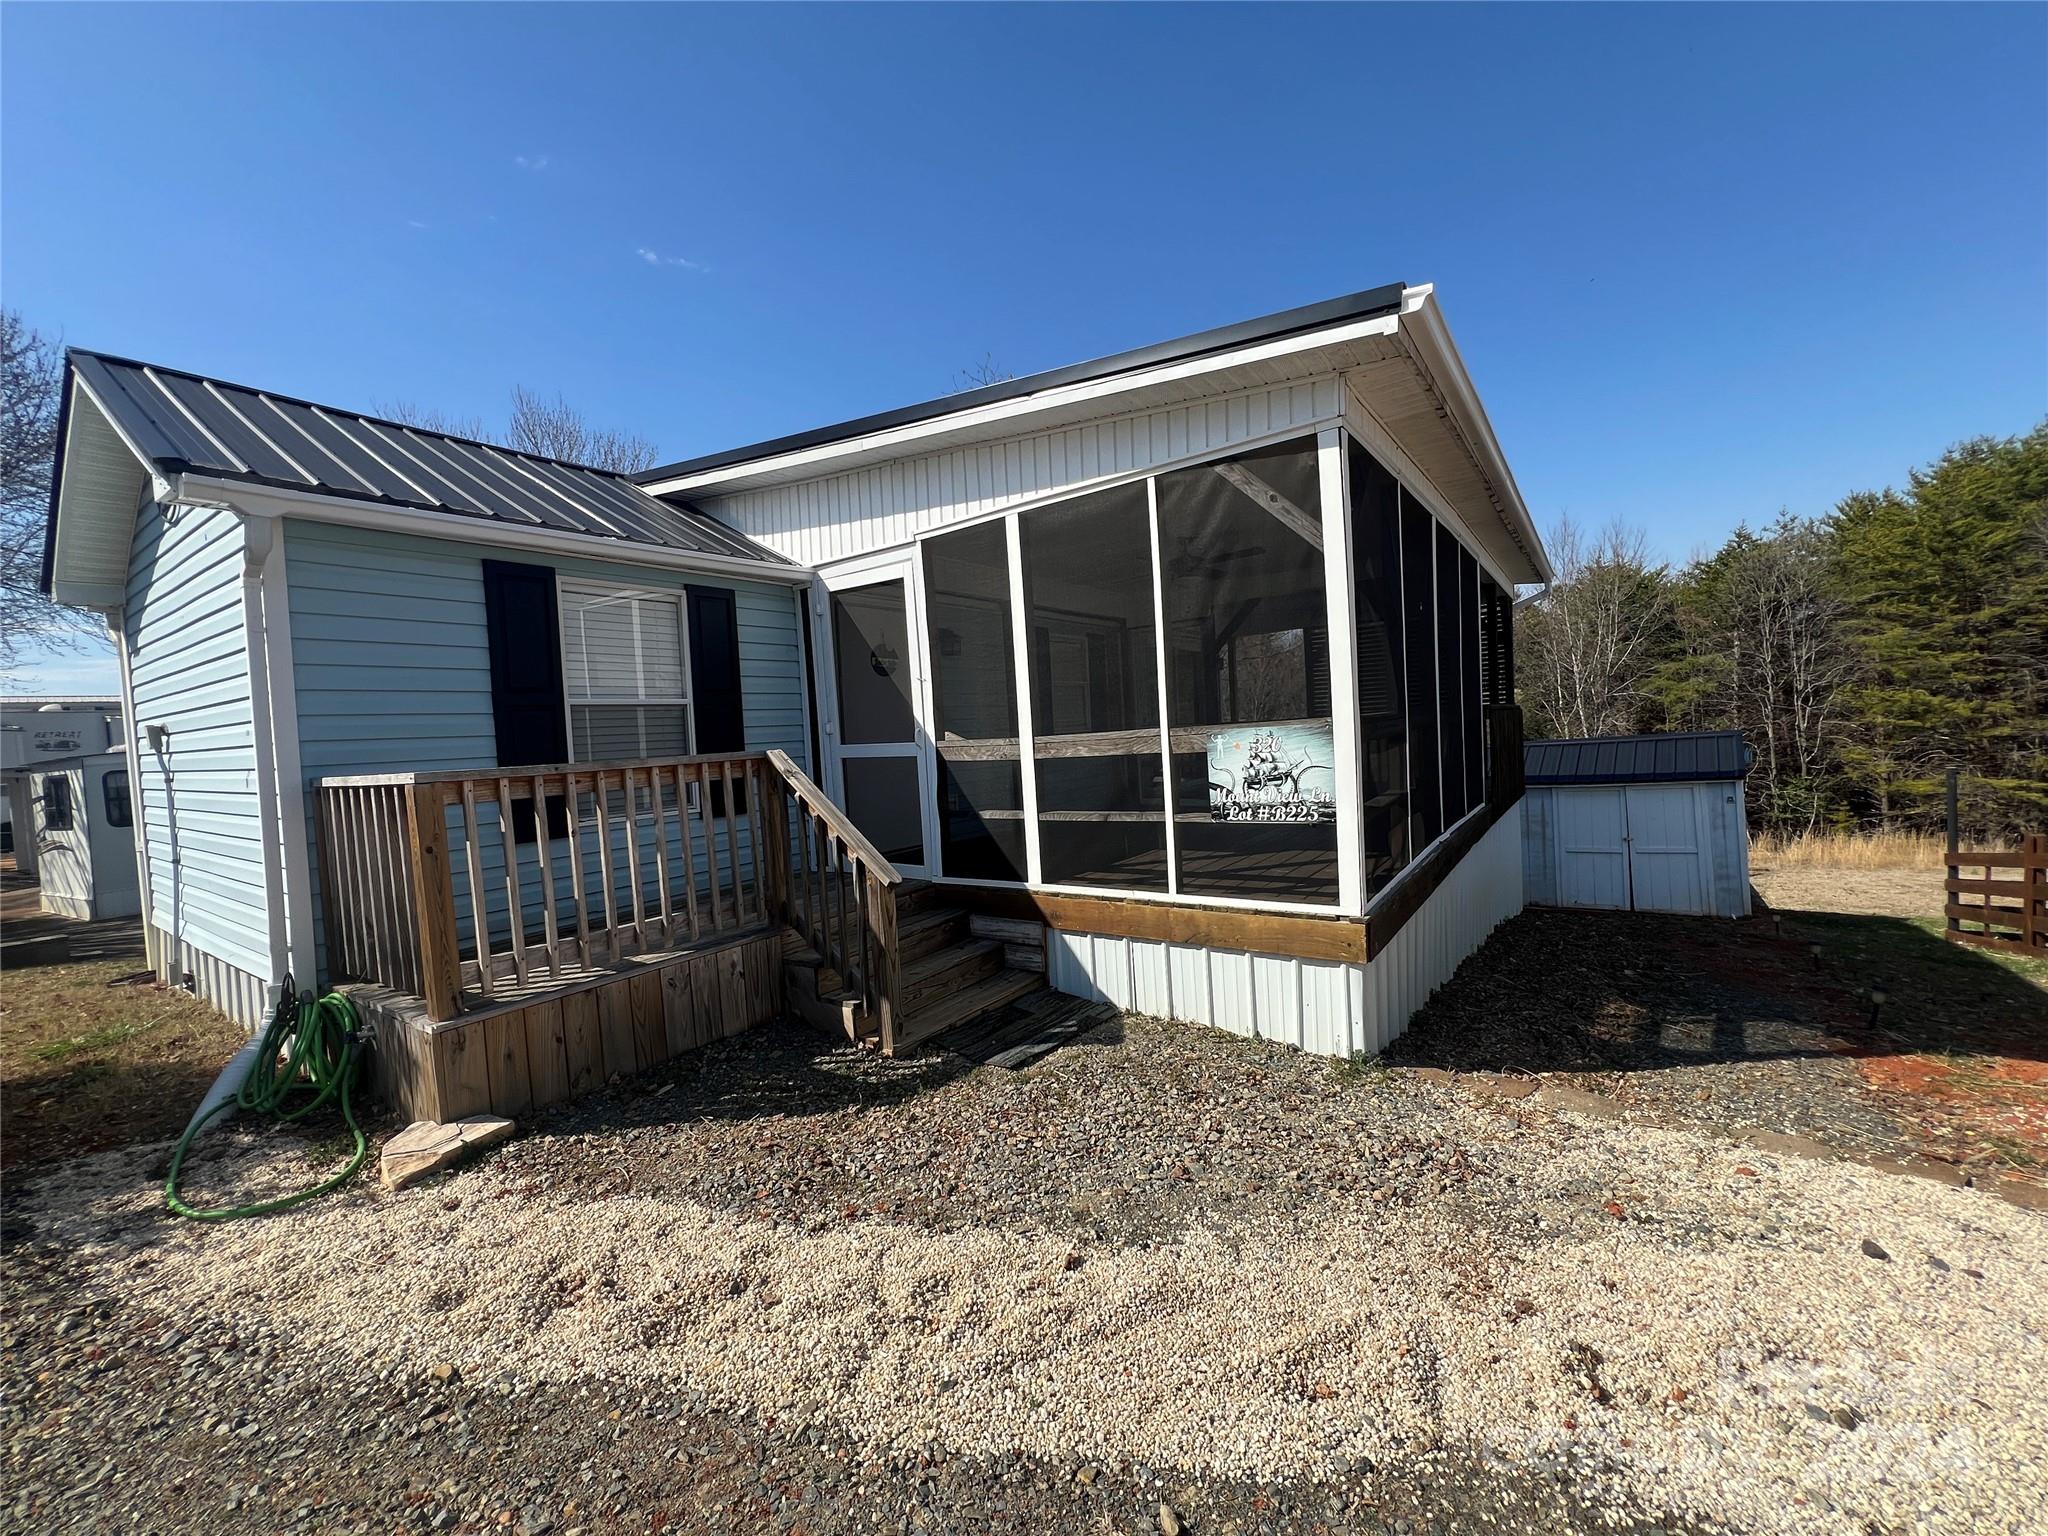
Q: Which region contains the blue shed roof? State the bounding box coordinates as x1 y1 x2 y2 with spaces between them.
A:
1524 731 1752 785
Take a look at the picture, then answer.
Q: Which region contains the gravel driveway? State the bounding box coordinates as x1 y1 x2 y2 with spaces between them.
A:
5 1014 2045 1536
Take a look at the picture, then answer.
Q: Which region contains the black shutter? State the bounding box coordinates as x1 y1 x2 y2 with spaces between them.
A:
483 559 568 841
687 586 746 813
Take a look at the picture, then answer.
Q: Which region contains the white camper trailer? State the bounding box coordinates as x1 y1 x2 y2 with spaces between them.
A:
0 698 140 920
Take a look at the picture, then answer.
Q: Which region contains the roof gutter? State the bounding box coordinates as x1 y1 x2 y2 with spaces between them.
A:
171 474 817 587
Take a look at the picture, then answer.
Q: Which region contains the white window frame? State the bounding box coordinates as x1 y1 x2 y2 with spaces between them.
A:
556 575 696 765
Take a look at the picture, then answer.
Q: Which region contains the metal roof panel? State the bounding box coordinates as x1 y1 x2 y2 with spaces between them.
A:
1523 730 1752 785
55 350 794 569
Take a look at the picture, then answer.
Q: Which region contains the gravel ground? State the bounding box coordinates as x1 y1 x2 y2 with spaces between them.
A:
6 1015 2046 1536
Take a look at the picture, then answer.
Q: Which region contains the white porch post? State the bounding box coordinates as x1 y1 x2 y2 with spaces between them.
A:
1005 515 1042 886
1318 427 1365 913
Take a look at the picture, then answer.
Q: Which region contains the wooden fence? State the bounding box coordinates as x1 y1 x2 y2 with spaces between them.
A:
1945 832 2046 957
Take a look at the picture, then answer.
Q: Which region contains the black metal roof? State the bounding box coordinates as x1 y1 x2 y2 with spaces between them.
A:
635 281 1409 484
59 350 790 567
1524 731 1753 786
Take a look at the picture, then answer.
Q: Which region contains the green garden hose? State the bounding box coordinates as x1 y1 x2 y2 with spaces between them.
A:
164 987 368 1222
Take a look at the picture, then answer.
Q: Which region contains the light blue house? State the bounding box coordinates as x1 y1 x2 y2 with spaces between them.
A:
42 284 1551 1116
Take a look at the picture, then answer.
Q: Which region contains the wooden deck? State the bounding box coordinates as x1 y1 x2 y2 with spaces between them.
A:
348 924 784 1124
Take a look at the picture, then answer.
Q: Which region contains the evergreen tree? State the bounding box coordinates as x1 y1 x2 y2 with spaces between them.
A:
1830 425 2048 836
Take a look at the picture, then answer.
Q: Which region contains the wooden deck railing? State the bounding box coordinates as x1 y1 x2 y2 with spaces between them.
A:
316 748 907 1029
317 751 789 1021
765 748 904 1053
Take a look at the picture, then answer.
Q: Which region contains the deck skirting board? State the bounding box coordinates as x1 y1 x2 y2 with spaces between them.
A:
1045 805 1524 1058
345 928 784 1123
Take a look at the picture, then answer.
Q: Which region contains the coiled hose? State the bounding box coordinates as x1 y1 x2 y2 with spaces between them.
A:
164 987 368 1222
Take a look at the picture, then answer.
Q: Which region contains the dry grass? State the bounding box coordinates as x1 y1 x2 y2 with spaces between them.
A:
1749 828 1960 870
0 959 245 1168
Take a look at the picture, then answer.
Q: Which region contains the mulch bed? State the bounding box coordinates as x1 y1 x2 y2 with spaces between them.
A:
1387 906 2048 1188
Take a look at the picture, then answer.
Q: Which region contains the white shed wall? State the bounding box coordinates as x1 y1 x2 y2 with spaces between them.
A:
1522 782 1751 919
698 377 1344 566
1047 805 1523 1058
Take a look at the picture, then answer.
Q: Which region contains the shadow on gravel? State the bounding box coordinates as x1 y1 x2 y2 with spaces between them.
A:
529 1015 1132 1142
1389 906 2048 1078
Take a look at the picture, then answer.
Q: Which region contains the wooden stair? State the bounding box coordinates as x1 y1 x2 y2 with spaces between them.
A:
781 880 1046 1054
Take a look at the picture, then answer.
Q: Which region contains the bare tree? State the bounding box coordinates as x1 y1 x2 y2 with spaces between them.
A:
950 354 1016 394
375 398 487 440
2 311 101 675
1714 519 1859 833
506 386 658 473
1515 517 1672 739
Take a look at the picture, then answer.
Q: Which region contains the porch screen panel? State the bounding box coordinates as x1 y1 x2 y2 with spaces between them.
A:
1400 493 1442 850
1460 546 1483 811
1020 481 1167 890
1158 435 1337 904
561 582 691 760
1349 443 1409 898
924 521 1025 881
1435 524 1469 827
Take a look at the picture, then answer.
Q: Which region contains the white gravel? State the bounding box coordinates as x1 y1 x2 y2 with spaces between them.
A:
13 1047 2047 1536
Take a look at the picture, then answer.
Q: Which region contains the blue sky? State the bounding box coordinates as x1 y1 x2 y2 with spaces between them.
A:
5 2 2043 695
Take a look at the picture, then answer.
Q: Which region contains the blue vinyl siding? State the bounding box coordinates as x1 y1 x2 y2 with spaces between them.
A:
283 519 810 978
125 502 274 981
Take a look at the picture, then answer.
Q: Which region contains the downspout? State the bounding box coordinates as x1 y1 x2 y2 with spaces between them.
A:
240 515 291 1014
103 605 160 975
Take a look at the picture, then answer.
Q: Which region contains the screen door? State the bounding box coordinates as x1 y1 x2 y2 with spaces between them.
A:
827 574 930 873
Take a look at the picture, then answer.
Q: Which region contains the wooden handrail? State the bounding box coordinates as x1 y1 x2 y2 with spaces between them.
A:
314 751 767 790
315 747 911 1047
317 749 776 1021
764 750 903 887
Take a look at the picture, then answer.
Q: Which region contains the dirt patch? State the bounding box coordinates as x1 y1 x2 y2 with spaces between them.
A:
1391 906 2048 1186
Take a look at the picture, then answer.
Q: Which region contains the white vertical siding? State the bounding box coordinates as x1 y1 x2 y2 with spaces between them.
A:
1047 806 1524 1059
700 378 1344 566
124 501 274 1027
1522 781 1751 919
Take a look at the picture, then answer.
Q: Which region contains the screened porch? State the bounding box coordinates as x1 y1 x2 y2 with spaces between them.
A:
821 428 1522 923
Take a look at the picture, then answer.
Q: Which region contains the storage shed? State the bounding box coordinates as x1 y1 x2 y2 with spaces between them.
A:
1521 731 1753 918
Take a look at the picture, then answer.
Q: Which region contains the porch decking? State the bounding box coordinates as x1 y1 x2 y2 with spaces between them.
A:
316 749 1048 1121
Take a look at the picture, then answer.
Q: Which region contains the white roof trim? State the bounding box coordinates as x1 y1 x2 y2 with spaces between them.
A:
642 310 1406 498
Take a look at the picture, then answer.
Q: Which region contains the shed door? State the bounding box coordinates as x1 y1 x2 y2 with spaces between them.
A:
1555 788 1631 910
1622 784 1709 915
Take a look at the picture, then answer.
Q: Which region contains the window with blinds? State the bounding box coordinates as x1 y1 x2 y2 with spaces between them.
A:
559 581 691 761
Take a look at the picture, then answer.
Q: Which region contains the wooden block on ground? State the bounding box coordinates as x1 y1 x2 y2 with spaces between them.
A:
524 999 570 1108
